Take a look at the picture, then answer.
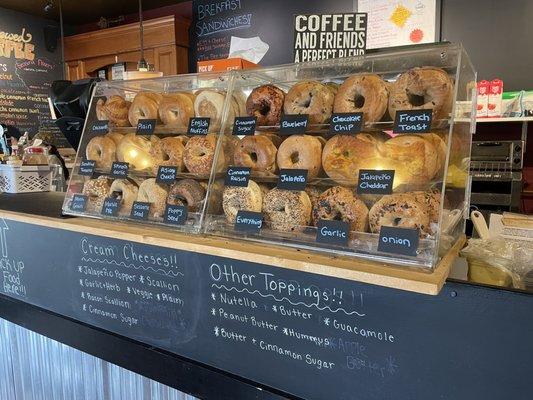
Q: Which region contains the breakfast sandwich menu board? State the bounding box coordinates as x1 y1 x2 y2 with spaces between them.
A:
1 217 533 400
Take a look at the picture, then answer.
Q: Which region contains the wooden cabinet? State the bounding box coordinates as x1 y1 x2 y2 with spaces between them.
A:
64 16 189 80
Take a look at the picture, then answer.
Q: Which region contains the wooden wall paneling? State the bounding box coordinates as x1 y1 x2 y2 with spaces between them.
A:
66 61 85 81
154 45 177 76
64 15 190 77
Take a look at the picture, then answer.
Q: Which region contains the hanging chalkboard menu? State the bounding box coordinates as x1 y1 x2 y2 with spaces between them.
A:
0 7 67 147
1 216 533 400
190 0 356 70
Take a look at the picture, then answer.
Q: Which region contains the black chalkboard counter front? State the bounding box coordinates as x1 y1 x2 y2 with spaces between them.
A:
0 193 532 400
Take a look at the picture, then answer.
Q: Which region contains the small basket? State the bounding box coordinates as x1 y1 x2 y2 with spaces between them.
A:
0 165 53 193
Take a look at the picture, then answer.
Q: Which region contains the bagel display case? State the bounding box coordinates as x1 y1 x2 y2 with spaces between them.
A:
204 43 476 270
62 71 240 232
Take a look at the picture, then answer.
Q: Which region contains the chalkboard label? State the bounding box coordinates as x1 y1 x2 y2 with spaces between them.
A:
70 194 87 212
156 166 178 184
316 219 350 246
164 204 188 225
277 169 308 190
90 120 109 134
330 112 363 134
110 162 129 178
233 116 256 135
393 110 432 133
357 170 395 195
279 114 308 135
79 159 96 176
234 210 263 233
378 226 420 256
101 197 120 217
130 202 151 220
188 117 210 135
225 166 251 187
136 119 156 135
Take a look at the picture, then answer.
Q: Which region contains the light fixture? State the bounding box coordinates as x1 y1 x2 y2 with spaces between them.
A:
43 0 54 12
137 0 148 72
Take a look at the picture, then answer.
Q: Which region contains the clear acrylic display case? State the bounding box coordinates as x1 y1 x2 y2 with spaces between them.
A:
204 43 476 270
62 71 239 233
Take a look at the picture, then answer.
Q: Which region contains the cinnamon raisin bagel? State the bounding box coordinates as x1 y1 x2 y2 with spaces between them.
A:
234 135 277 173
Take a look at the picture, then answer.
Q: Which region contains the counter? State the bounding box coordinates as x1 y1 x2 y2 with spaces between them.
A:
0 193 532 400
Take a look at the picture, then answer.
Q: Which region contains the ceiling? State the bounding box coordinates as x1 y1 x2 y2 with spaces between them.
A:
0 0 190 24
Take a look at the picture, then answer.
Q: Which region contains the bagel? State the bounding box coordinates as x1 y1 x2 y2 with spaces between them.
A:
388 67 454 120
284 81 334 125
277 135 322 179
167 179 206 212
369 193 430 236
159 93 195 128
128 92 163 127
82 176 111 213
234 135 277 173
246 85 285 126
380 135 438 184
333 74 389 123
312 186 369 232
194 90 226 129
222 179 263 223
322 133 382 185
116 133 162 171
150 136 186 175
109 179 138 215
183 134 225 175
86 136 116 170
263 188 312 232
96 95 131 127
137 178 168 219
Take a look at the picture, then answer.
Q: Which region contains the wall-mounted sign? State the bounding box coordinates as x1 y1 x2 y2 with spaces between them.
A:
294 13 367 62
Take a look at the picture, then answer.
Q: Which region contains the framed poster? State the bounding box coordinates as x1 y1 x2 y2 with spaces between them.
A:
358 0 439 49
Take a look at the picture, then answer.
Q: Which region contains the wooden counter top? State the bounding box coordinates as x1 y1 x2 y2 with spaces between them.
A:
0 206 464 295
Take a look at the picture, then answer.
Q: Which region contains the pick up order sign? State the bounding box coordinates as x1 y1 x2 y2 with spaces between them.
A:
294 13 367 62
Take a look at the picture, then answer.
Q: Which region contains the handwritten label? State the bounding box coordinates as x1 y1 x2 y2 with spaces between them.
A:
279 114 308 135
316 220 350 246
136 119 156 135
110 162 129 178
188 117 210 135
233 116 256 135
90 120 109 134
357 170 395 194
156 166 178 184
225 166 251 187
330 112 363 134
79 159 96 176
378 226 419 256
277 169 308 190
164 204 188 225
70 194 88 212
101 197 120 217
234 211 263 233
130 202 151 220
393 110 432 134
